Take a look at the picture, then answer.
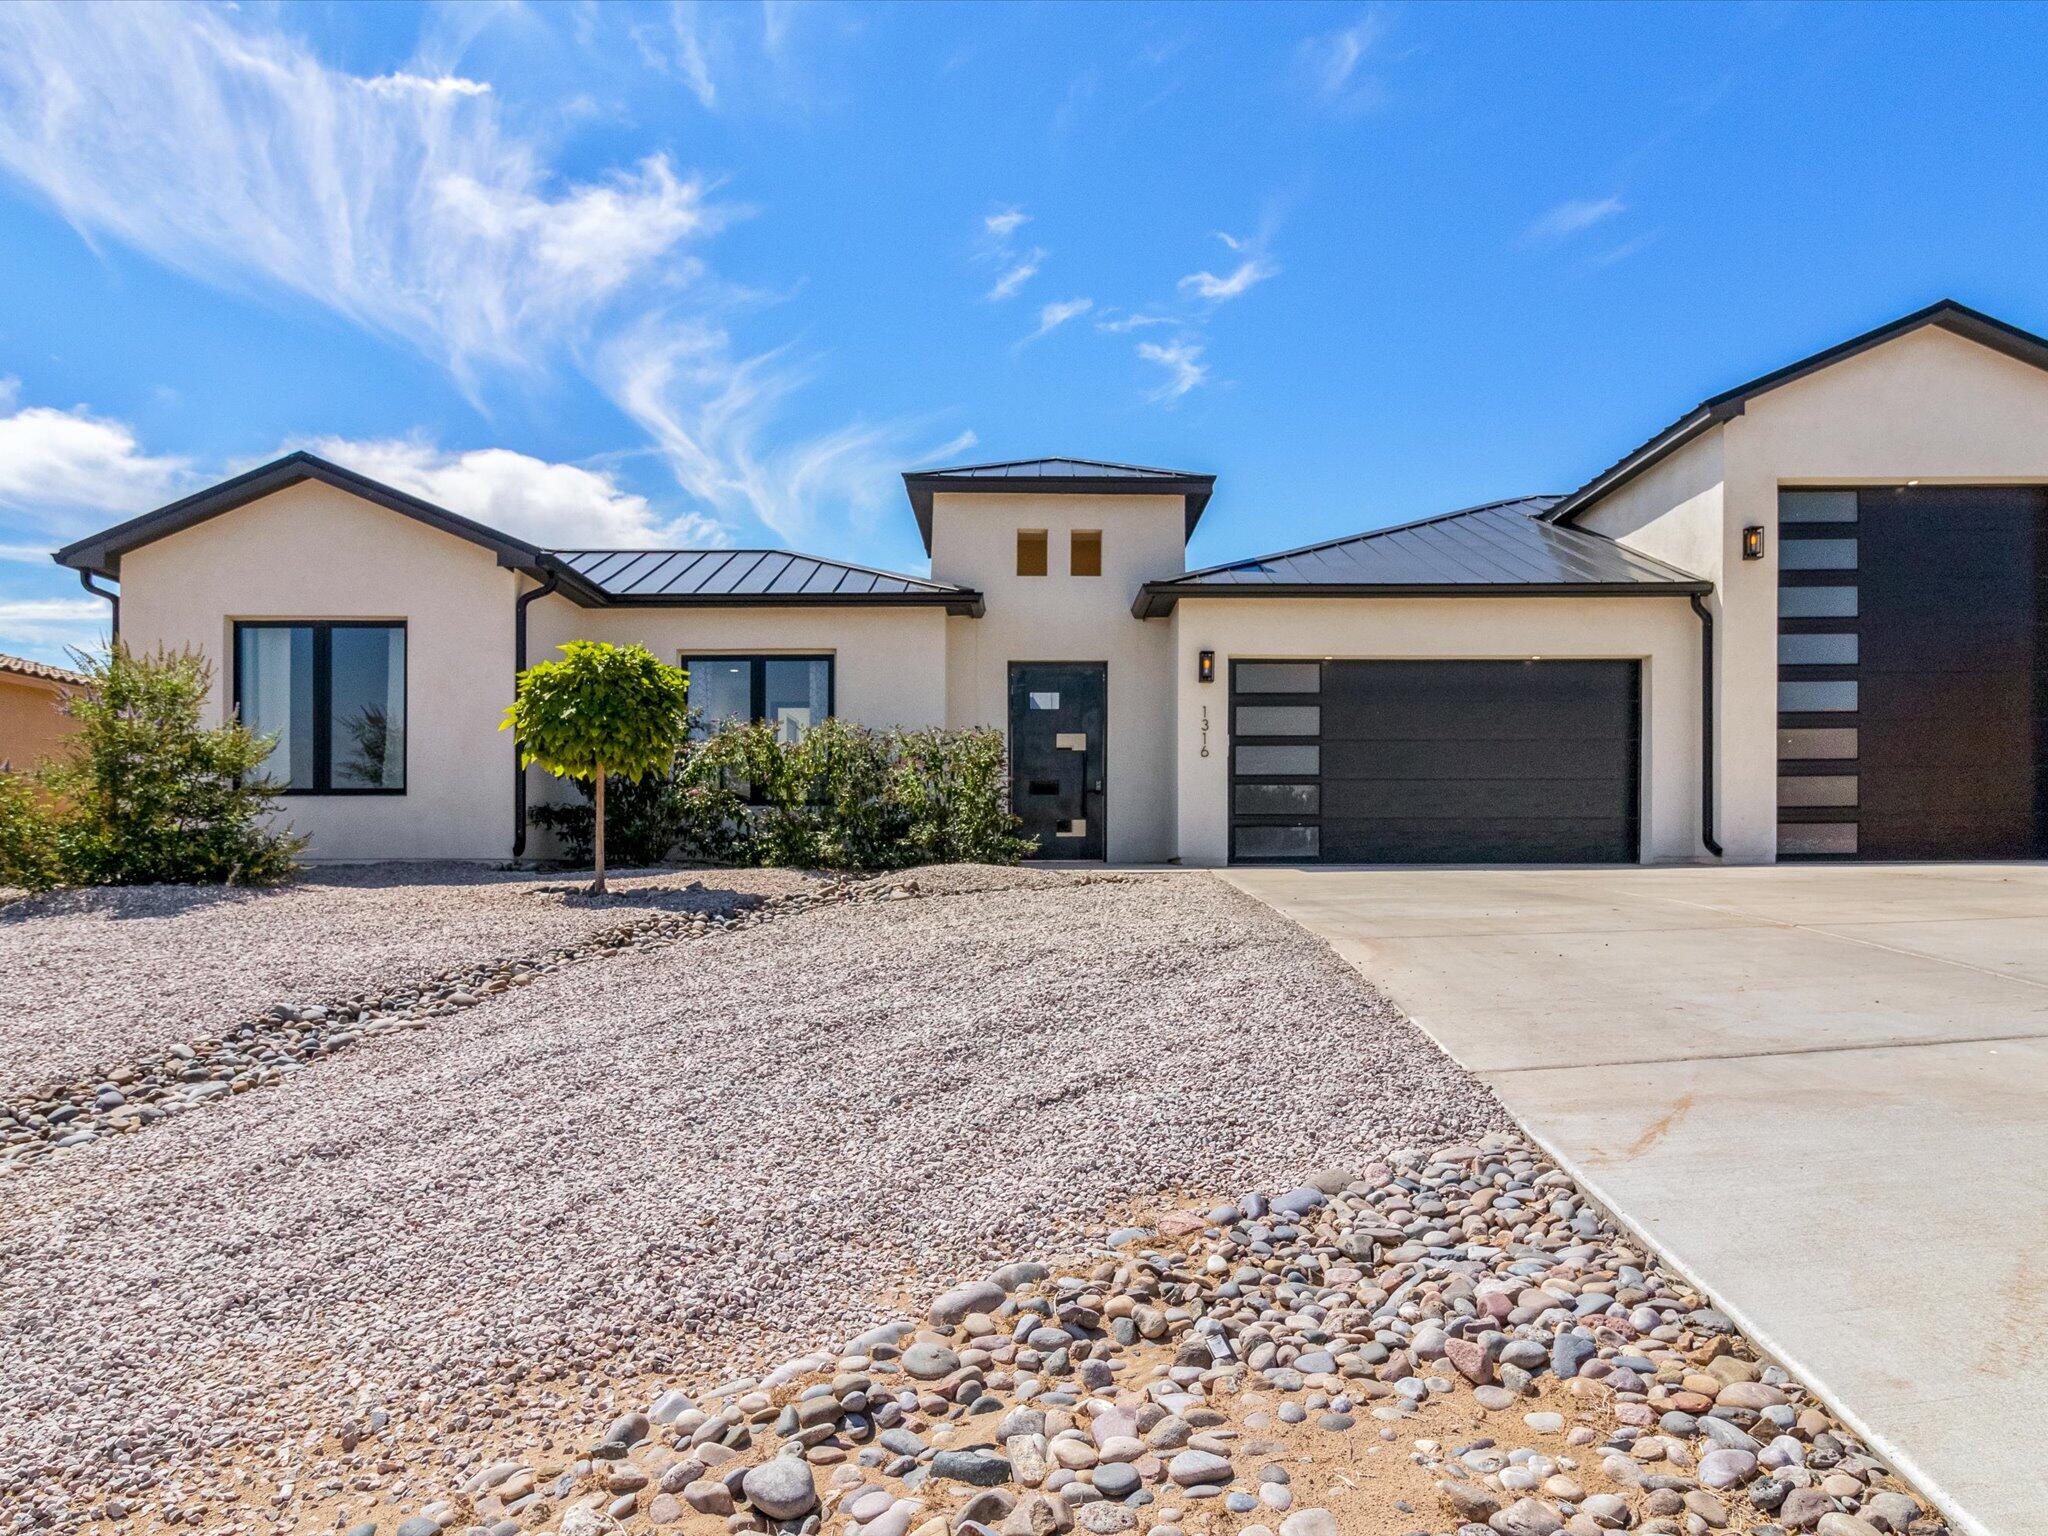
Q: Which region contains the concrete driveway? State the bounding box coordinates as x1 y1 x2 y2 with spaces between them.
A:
1220 862 2048 1536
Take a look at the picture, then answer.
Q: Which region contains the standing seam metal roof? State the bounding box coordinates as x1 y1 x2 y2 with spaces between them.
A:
1132 496 1710 617
546 548 982 612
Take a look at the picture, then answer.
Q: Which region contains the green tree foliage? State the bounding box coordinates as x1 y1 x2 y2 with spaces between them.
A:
502 641 691 894
0 646 304 891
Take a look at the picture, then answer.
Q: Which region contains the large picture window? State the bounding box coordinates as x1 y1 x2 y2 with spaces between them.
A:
683 655 833 742
234 622 406 793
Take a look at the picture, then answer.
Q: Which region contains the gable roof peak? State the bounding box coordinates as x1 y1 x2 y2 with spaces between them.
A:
1548 298 2048 524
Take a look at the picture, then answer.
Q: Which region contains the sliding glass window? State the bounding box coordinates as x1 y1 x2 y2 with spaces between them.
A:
234 621 406 793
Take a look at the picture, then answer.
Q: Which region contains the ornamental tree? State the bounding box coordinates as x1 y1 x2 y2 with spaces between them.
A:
502 641 690 894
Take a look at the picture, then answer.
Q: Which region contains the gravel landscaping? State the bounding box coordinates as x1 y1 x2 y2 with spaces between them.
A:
0 863 829 1101
0 868 1507 1533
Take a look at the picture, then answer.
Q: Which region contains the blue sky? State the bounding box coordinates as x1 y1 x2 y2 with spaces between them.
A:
1 1 2044 663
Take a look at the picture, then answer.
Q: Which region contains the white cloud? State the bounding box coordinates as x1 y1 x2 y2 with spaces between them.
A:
0 6 959 554
1137 339 1207 402
598 315 976 547
1524 195 1626 245
0 4 726 384
1024 297 1092 343
0 391 194 534
1095 311 1171 333
984 208 1030 241
301 437 728 548
0 596 108 658
1299 13 1385 115
0 543 52 564
1177 257 1277 303
361 72 492 99
669 2 719 109
987 247 1046 302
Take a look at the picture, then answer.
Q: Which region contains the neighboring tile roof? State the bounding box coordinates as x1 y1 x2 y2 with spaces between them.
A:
1546 299 2048 524
1133 496 1711 617
548 549 983 615
901 457 1216 552
0 652 90 686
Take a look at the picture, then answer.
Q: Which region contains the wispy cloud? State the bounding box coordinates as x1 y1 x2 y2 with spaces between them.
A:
598 314 975 547
1022 298 1093 345
0 384 195 536
0 4 951 549
1095 311 1172 333
0 596 109 658
1298 12 1386 116
1178 257 1277 303
1589 230 1660 268
669 3 718 109
0 5 727 391
984 208 1030 242
301 436 728 548
987 248 1046 302
1137 339 1207 402
1179 227 1280 304
1523 195 1626 245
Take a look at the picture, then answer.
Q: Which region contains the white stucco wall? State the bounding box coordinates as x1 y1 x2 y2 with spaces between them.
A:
930 491 1183 861
118 480 523 861
1577 323 2048 861
1166 595 1706 867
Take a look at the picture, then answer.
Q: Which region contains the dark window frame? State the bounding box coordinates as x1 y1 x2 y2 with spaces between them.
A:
231 619 409 797
681 654 836 735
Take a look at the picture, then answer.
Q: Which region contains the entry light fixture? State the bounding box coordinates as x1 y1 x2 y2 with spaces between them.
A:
1197 649 1215 684
1742 525 1766 561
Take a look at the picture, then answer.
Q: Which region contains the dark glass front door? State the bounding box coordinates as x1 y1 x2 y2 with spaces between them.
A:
1007 662 1107 860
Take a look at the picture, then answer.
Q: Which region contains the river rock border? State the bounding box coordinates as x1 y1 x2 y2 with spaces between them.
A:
329 1133 1941 1536
1 876 894 1174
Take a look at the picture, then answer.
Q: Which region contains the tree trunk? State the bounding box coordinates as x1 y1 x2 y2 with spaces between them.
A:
591 765 608 896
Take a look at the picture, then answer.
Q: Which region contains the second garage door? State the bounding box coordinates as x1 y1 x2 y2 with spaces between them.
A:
1231 659 1641 863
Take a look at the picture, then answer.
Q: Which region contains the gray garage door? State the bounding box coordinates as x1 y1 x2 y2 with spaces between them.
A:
1230 659 1640 863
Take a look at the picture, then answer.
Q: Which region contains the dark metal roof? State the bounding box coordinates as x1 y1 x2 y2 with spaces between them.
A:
548 549 983 615
1133 496 1711 617
901 456 1216 553
1547 299 2048 525
50 451 573 587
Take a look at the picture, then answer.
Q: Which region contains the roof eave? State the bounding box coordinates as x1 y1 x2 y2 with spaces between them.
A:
1548 300 2048 525
52 451 553 580
1133 578 1713 619
589 589 984 617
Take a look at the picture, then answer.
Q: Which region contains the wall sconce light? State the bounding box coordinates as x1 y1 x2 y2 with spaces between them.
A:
1742 525 1766 561
1197 649 1215 684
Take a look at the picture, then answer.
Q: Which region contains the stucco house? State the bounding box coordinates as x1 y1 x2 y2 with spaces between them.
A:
0 652 89 774
51 299 2048 867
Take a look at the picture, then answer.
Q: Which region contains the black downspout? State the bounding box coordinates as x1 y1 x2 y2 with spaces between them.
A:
79 570 119 645
1689 593 1724 859
510 573 559 859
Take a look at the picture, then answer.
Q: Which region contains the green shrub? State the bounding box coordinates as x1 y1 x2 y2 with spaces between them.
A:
0 646 305 890
662 719 1028 872
889 726 1037 866
0 772 61 892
